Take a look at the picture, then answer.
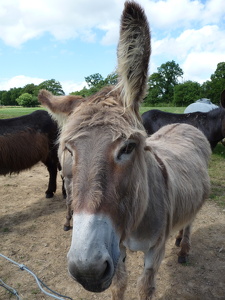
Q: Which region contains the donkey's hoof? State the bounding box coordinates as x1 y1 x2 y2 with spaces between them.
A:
178 255 188 264
45 192 54 198
175 238 182 247
64 225 71 231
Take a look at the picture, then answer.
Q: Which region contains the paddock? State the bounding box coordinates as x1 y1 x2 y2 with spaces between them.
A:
0 162 225 300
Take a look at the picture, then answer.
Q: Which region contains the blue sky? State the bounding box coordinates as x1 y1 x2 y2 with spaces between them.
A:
0 0 224 94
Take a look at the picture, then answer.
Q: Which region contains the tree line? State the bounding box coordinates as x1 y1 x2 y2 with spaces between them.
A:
0 61 224 107
72 61 225 106
0 79 65 107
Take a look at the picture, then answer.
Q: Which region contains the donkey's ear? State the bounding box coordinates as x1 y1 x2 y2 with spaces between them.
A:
38 89 84 127
117 1 151 116
220 90 225 108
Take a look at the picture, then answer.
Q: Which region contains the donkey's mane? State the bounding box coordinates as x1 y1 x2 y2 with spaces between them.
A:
61 86 146 144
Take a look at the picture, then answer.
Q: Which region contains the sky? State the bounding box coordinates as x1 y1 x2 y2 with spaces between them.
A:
0 0 225 94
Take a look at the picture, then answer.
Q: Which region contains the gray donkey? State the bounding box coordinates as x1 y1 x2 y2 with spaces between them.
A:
38 1 211 299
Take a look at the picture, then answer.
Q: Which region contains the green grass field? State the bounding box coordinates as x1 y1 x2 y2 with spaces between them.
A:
0 105 185 119
0 106 45 119
140 106 185 114
1 105 224 207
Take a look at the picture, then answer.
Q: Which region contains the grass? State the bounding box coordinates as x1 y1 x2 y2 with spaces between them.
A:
0 106 45 119
0 105 185 119
140 106 185 114
1 105 224 208
208 143 225 207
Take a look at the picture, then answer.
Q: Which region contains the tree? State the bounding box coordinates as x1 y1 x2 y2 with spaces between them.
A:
104 72 118 85
144 73 163 105
10 87 23 105
85 73 104 88
16 93 38 107
145 60 183 105
1 91 10 105
211 62 225 81
37 79 65 95
1 90 15 106
23 83 37 95
71 72 118 98
201 62 225 104
173 81 201 106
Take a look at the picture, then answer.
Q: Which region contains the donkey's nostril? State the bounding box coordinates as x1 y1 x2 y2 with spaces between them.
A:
68 258 114 292
102 260 111 280
68 259 113 282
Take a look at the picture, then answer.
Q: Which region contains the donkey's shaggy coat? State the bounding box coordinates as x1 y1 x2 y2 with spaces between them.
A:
38 2 211 299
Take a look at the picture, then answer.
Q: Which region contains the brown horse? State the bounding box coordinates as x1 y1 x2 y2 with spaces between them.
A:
38 2 211 299
0 110 65 198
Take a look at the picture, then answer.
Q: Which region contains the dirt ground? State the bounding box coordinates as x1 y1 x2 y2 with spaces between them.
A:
0 163 225 300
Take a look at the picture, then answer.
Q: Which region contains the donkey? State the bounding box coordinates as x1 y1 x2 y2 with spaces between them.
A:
0 110 64 198
38 2 211 299
38 90 85 229
142 100 225 150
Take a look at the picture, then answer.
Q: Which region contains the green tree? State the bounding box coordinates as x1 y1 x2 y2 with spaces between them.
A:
85 73 104 88
201 62 225 104
145 60 183 105
144 73 163 105
16 93 38 107
23 83 37 95
10 87 23 105
0 90 6 105
211 62 225 80
173 81 201 106
37 79 65 95
71 72 118 98
104 72 118 85
1 90 16 106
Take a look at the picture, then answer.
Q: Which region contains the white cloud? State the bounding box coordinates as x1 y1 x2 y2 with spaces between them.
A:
0 0 225 47
153 25 225 58
99 22 120 46
145 0 225 30
0 0 225 87
201 0 225 24
61 80 87 94
182 52 225 82
0 75 44 90
0 0 122 47
147 0 204 30
152 24 225 82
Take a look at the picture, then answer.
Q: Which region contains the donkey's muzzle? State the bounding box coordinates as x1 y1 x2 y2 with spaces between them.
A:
68 255 114 292
67 213 120 292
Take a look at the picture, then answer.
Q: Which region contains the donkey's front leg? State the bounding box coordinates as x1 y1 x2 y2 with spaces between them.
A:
63 176 73 231
137 243 165 300
110 245 127 300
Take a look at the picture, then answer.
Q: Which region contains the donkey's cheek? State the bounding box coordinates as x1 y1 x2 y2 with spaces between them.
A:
67 213 121 292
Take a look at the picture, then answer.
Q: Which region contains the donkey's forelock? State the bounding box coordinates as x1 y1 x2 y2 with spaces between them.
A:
61 86 147 145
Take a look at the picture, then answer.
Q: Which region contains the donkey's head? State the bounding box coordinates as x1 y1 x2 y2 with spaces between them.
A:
39 1 151 293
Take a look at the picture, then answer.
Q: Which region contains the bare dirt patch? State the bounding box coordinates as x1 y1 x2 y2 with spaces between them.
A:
1 163 225 300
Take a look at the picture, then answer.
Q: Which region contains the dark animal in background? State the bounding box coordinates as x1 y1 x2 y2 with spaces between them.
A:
0 110 64 198
142 99 225 150
39 2 211 299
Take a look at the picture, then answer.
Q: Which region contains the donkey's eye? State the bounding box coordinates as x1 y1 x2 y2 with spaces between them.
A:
65 146 73 156
117 142 136 160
